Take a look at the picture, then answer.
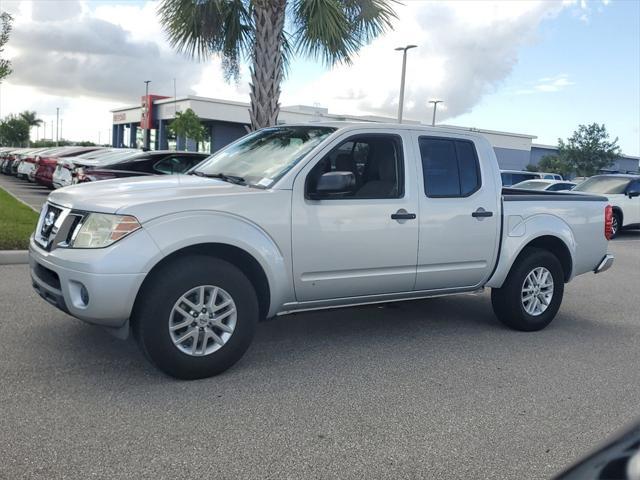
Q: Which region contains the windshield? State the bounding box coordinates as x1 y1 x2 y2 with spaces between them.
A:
512 180 550 190
573 176 631 194
193 126 335 188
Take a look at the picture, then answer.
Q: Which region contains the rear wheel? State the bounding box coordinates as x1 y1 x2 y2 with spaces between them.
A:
491 247 564 331
132 255 258 379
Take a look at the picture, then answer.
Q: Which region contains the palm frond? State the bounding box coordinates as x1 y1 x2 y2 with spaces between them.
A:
158 0 253 79
290 0 398 66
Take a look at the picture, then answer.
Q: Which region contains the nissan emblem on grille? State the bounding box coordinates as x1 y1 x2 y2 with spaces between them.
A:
41 210 57 237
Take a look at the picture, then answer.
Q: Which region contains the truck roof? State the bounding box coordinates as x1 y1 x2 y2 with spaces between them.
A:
280 121 490 139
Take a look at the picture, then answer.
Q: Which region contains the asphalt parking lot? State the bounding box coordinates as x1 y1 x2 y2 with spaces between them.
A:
0 174 49 211
0 232 638 479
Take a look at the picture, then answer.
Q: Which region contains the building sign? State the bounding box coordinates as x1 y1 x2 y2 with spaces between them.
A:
113 112 127 122
140 95 170 129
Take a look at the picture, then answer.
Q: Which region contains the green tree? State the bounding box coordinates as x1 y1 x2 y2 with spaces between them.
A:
19 110 43 145
0 115 30 146
537 154 573 178
168 108 207 146
524 164 539 172
556 123 621 177
0 11 12 82
159 0 397 130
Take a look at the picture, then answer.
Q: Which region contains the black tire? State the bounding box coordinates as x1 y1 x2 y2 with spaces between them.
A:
132 255 258 379
611 211 622 238
491 247 564 332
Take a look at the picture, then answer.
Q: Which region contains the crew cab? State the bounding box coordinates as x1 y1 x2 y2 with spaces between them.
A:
29 123 614 379
572 174 640 238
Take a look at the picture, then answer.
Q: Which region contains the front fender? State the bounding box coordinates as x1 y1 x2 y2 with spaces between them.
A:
486 213 576 288
142 210 292 317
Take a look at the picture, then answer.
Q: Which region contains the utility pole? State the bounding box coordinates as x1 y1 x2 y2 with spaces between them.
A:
395 45 417 124
56 108 60 146
143 80 151 150
429 100 443 126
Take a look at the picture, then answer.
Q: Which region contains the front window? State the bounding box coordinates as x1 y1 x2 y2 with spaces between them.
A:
193 126 335 188
573 176 631 194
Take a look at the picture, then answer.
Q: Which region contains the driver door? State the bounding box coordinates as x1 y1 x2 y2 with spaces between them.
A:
291 131 420 302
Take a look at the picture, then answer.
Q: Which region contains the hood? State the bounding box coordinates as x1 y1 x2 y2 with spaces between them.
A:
47 174 265 221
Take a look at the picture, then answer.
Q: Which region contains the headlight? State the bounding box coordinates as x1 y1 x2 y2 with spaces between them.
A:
70 213 141 248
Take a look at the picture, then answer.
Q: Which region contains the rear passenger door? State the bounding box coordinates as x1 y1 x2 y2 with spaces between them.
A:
414 135 500 291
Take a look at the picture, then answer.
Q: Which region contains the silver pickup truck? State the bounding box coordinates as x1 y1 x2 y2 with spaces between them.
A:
29 123 614 379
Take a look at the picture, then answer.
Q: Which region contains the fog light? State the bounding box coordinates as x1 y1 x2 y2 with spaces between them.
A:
69 280 90 308
80 285 89 305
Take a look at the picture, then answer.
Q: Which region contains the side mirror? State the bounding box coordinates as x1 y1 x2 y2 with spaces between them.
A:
627 189 640 198
313 171 355 197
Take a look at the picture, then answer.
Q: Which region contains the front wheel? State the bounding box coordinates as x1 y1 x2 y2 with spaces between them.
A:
132 255 259 379
491 247 564 331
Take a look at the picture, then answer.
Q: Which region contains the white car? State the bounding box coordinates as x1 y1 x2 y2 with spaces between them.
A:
30 123 614 379
573 175 640 237
511 179 576 192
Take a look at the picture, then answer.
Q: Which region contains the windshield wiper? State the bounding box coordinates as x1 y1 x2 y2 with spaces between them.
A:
190 171 246 185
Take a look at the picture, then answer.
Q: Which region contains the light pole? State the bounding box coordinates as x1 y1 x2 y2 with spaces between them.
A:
143 80 151 149
395 45 417 124
55 107 60 146
429 100 443 126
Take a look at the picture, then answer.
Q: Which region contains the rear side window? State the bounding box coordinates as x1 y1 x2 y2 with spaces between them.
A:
419 137 481 197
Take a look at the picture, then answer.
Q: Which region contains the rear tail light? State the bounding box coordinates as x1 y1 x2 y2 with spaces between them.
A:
604 205 613 240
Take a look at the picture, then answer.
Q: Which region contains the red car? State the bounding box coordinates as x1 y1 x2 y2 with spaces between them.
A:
33 147 104 188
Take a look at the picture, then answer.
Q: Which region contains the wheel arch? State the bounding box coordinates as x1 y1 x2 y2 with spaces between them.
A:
134 243 272 321
486 217 576 289
516 235 573 282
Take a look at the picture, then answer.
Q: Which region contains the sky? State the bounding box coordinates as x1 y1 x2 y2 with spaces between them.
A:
0 0 638 155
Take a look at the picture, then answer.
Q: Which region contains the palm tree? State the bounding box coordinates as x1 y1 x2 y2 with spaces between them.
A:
19 110 43 145
159 0 397 130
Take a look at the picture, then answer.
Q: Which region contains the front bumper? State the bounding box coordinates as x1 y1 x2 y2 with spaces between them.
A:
29 232 156 328
594 254 615 274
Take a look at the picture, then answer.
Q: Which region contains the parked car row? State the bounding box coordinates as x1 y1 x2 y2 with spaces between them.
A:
500 169 563 186
0 146 209 190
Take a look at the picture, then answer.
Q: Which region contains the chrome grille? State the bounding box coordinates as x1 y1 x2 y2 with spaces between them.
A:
34 203 72 251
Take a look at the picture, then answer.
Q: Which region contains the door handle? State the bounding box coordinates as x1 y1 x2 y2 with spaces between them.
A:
391 209 416 220
472 208 493 218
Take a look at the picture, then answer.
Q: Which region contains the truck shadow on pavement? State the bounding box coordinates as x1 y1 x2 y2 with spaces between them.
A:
40 289 624 384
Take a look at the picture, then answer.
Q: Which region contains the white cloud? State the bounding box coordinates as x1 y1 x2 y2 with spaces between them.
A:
0 0 611 141
515 74 576 95
283 1 572 122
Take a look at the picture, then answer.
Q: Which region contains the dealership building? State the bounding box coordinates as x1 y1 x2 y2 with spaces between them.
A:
111 95 639 174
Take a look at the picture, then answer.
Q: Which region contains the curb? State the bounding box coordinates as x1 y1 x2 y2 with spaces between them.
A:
0 250 29 265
